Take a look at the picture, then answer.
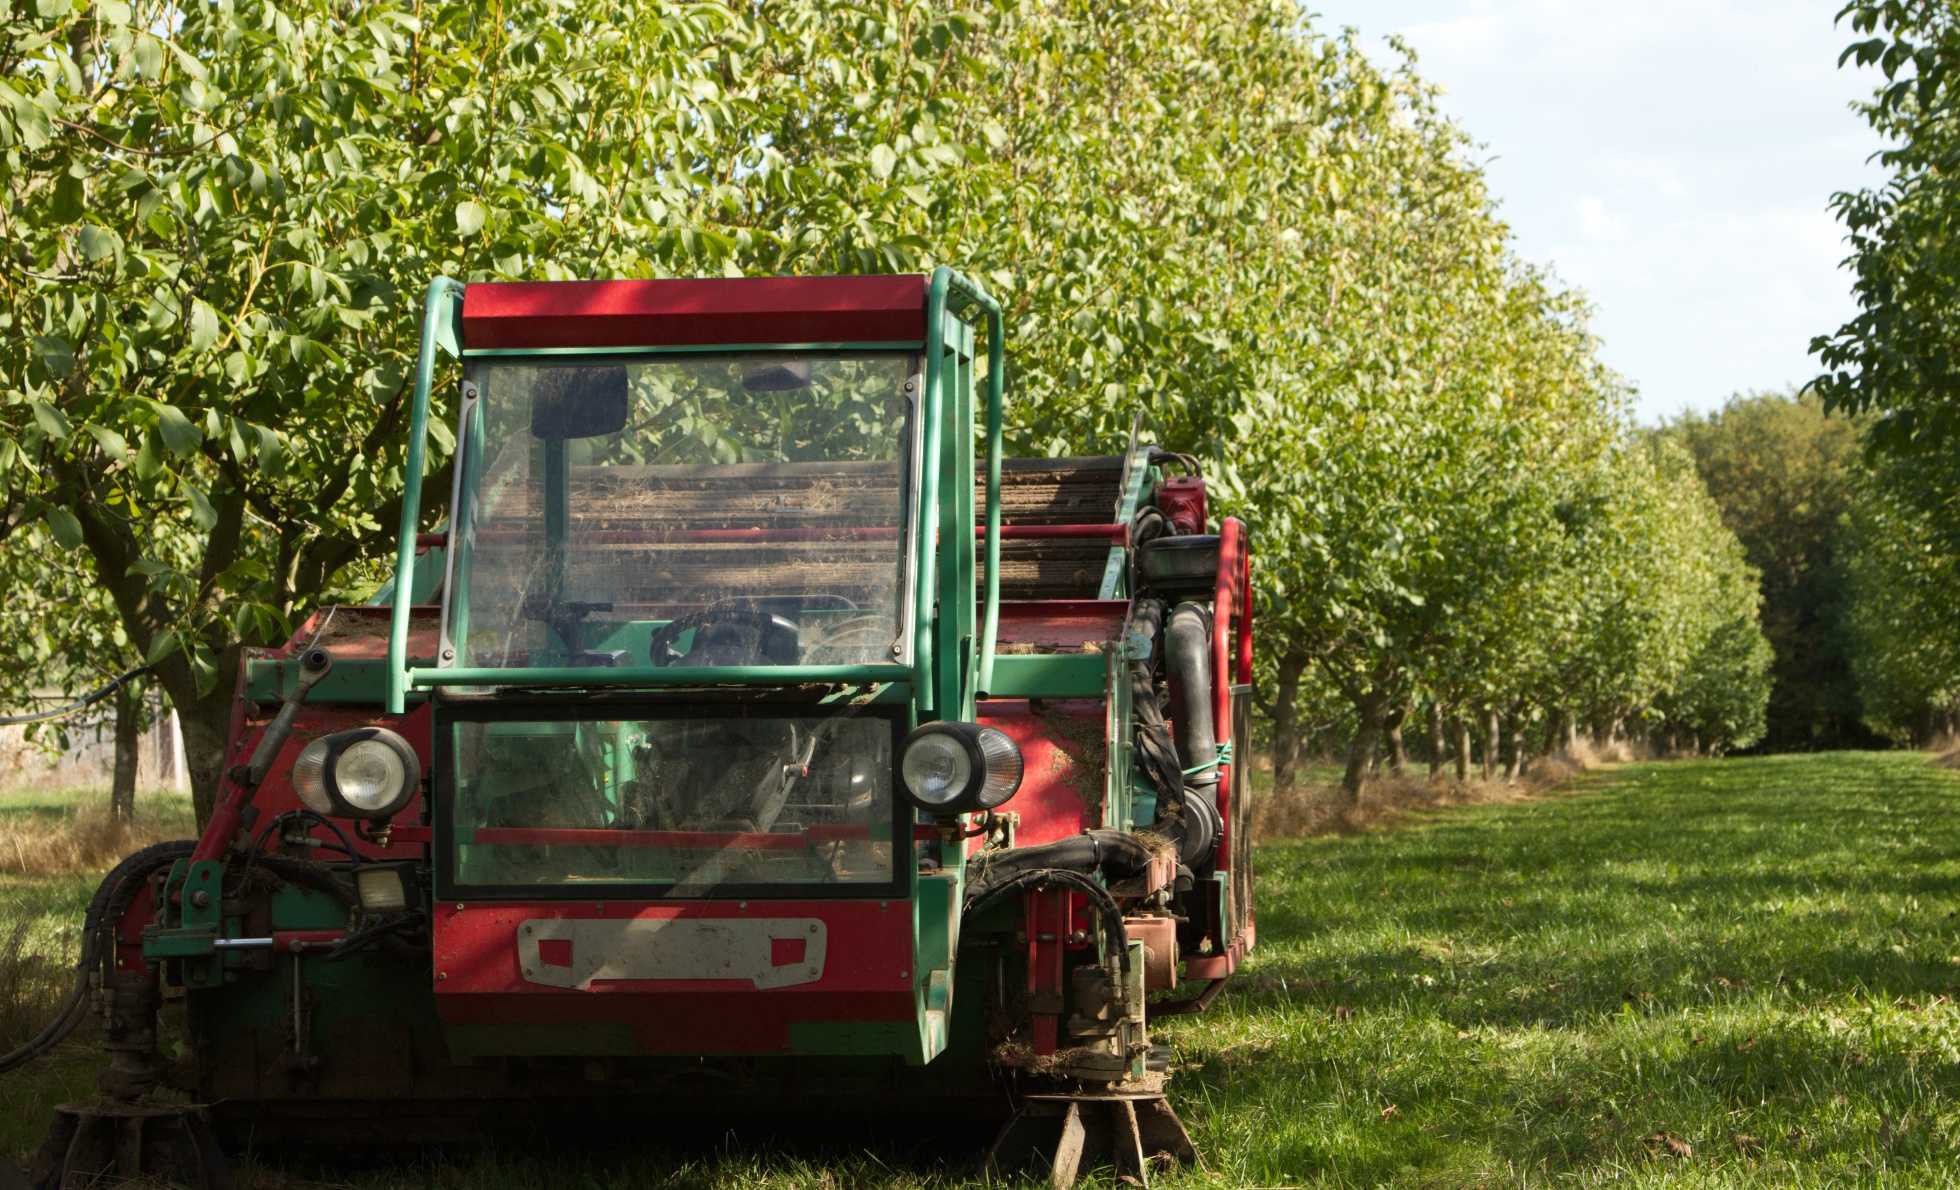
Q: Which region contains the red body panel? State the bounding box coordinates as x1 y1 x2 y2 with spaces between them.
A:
976 700 1106 847
460 275 928 350
431 901 916 1054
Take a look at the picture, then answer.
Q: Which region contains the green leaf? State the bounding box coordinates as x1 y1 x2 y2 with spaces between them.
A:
133 431 164 480
2 85 52 152
43 506 82 550
131 33 164 79
188 300 221 352
33 336 74 378
144 628 180 666
28 400 70 440
84 424 128 461
180 479 217 532
191 643 218 698
153 405 203 457
77 224 120 262
869 144 897 180
51 173 84 223
455 200 488 236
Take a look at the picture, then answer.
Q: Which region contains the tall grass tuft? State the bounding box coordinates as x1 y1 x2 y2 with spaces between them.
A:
0 904 66 1053
0 795 194 878
1254 752 1594 839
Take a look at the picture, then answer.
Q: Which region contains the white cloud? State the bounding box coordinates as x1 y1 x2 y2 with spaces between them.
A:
1573 196 1628 242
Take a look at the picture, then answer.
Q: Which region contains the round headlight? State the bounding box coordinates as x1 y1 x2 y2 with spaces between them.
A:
289 727 419 820
335 739 409 813
897 721 1024 816
291 739 334 816
901 732 972 810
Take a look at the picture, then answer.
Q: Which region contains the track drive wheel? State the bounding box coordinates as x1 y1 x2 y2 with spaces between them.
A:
27 1100 232 1190
985 1092 1197 1188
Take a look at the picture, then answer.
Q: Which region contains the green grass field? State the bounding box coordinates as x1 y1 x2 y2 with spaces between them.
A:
1 755 1956 1187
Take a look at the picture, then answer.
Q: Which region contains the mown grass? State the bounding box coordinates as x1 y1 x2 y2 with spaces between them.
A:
2 757 1957 1187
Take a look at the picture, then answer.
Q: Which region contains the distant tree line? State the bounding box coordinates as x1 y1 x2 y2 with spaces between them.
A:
0 0 1769 818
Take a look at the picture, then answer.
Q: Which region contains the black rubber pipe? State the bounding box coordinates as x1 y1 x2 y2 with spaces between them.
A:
968 829 1154 895
1166 601 1217 797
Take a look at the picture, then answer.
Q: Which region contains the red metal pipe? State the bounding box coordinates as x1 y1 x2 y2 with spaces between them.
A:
1237 541 1254 687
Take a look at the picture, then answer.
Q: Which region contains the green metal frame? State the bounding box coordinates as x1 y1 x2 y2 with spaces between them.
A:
385 269 1006 721
388 277 464 714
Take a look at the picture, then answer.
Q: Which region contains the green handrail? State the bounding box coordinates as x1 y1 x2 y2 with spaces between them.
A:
410 664 910 689
913 271 951 713
915 267 1004 715
387 277 465 714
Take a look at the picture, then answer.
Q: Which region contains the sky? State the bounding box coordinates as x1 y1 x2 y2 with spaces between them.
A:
1309 0 1887 425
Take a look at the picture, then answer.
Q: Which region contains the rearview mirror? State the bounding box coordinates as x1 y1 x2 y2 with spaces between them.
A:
530 367 629 439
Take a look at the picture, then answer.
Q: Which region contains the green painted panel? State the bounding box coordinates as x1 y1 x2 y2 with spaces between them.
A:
981 654 1106 699
246 659 432 705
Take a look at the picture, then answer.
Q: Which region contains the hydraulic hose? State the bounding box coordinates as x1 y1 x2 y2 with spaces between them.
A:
967 829 1154 895
1166 602 1217 795
0 839 196 1077
963 868 1132 973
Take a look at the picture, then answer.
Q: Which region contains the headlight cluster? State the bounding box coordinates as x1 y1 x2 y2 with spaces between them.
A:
898 721 1024 816
293 727 420 820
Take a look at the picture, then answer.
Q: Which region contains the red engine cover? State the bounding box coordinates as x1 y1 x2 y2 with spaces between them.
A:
1156 475 1207 535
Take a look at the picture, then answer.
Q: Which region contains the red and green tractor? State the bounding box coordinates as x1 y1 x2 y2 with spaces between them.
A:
8 269 1254 1188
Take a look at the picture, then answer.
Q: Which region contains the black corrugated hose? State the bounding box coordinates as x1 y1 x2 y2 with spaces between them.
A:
0 839 196 1077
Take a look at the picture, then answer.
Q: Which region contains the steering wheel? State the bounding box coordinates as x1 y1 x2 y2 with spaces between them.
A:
647 604 801 667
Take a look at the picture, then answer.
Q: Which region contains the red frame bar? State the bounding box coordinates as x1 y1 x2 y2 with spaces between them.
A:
461 275 929 350
1211 517 1250 886
471 527 900 545
470 825 884 851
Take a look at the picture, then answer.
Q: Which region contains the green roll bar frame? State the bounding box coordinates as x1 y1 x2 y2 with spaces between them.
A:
385 268 1006 718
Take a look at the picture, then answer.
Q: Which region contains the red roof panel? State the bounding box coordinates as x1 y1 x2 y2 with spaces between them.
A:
460 275 928 350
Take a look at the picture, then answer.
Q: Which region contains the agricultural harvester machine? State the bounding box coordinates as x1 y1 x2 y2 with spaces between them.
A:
8 269 1254 1188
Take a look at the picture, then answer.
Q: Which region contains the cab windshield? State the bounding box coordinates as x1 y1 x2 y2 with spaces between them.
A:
449 352 917 671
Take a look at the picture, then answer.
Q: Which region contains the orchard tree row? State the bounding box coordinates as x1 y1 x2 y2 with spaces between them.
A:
1807 3 1960 744
0 0 1768 818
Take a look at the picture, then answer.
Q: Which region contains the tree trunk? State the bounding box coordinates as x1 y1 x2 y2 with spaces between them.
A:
1544 707 1565 759
110 680 140 826
1270 651 1309 795
1482 709 1500 782
1340 687 1391 809
1384 705 1408 775
1427 701 1446 781
1454 715 1471 784
176 688 237 826
1507 718 1527 783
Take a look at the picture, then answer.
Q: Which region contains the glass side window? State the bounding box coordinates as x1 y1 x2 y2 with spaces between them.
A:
447 713 896 892
451 353 916 671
